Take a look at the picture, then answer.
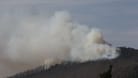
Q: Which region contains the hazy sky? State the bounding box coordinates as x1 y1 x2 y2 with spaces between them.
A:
0 0 138 48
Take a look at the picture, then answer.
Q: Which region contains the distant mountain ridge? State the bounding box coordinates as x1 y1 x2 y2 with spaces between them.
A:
9 47 138 78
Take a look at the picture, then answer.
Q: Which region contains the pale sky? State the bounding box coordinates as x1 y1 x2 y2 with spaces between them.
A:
0 0 138 48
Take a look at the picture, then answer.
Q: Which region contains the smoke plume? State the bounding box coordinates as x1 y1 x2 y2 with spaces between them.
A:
0 11 119 77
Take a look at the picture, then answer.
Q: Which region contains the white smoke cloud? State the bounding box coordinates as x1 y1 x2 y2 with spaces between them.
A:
0 11 119 77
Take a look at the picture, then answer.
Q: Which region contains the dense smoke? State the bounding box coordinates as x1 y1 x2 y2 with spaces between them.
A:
0 11 119 77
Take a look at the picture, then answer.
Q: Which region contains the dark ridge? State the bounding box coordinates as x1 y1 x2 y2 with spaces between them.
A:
8 47 138 78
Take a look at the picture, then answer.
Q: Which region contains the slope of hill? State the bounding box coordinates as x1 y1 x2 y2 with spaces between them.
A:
9 47 138 78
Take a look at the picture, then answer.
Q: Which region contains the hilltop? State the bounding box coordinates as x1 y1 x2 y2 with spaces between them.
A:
9 47 138 78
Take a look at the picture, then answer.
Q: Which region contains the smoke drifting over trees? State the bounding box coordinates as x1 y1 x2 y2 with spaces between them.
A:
0 11 118 77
